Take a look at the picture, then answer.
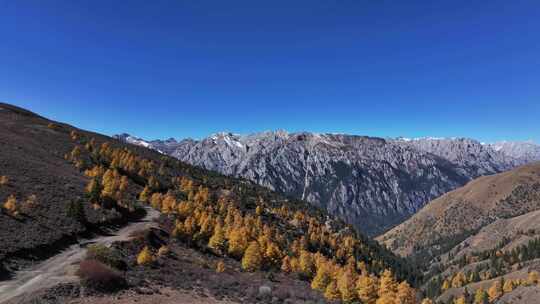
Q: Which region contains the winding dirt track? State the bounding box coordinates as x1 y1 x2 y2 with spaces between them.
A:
0 208 160 304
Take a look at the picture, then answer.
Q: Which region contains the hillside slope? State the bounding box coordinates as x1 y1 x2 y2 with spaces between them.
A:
378 162 540 257
0 103 150 278
376 162 540 302
115 132 521 236
0 103 421 303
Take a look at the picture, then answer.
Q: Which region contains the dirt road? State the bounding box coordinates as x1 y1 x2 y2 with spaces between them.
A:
0 208 160 303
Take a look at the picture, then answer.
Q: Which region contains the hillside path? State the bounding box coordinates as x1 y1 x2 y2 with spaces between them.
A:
0 207 160 303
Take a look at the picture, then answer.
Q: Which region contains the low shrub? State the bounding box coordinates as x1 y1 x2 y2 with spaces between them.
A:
86 244 125 270
77 260 126 292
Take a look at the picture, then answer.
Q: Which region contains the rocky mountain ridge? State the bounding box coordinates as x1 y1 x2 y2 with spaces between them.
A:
114 132 535 235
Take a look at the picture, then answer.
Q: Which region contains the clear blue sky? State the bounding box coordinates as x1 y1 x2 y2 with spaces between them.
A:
1 1 539 142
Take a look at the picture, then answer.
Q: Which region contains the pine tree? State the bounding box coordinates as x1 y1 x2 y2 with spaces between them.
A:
67 198 86 223
324 280 341 301
357 274 378 304
242 241 263 272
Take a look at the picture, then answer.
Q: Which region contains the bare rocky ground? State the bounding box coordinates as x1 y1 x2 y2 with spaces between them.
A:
495 285 540 304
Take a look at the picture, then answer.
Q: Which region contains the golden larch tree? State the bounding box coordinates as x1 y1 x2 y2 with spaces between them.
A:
242 241 263 272
3 194 17 214
338 268 358 303
377 269 397 304
396 281 416 304
324 280 341 301
487 280 503 302
137 246 154 265
357 273 378 304
208 222 227 254
311 263 332 292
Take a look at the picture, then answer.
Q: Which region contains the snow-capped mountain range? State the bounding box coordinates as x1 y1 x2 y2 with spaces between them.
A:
114 132 539 235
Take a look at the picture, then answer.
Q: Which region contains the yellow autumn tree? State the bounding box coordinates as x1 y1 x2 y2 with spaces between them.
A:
157 245 169 257
228 227 248 258
281 255 292 273
503 279 514 293
357 273 378 304
216 260 225 273
396 281 416 304
454 296 466 304
299 250 315 279
528 271 539 285
242 241 263 272
488 280 503 302
0 175 8 185
265 241 282 267
139 185 151 202
324 280 341 301
441 279 450 291
255 205 263 216
420 299 433 304
452 272 466 288
338 268 358 303
311 263 332 292
473 288 488 304
137 246 154 265
3 194 17 214
208 222 226 254
377 269 397 304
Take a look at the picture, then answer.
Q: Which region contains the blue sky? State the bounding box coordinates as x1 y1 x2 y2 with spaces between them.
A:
1 1 539 142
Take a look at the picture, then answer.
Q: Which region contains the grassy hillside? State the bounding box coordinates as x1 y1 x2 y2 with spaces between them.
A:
376 161 540 303
378 162 540 258
0 103 422 303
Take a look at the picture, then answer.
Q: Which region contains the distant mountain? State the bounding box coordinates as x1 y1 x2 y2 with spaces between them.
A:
489 140 540 163
115 132 526 236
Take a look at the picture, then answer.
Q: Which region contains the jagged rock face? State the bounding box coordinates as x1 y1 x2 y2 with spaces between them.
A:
489 141 540 164
114 132 522 236
392 138 523 176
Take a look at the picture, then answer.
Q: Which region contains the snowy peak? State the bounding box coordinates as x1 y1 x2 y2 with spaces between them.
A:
113 133 152 148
